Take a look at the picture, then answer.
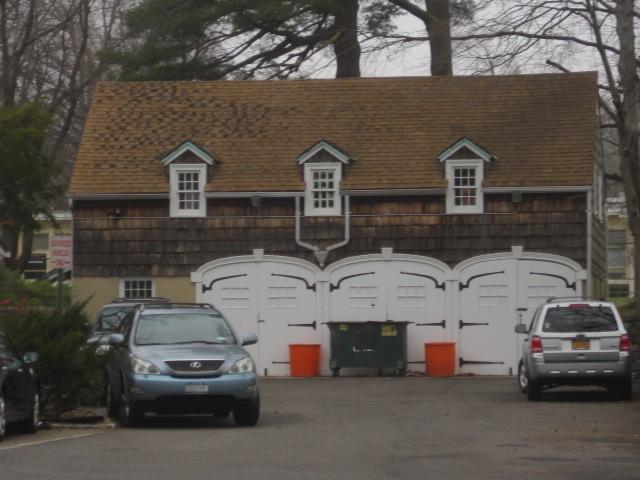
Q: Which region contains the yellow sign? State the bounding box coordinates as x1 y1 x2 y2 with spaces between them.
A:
381 325 397 337
339 324 349 331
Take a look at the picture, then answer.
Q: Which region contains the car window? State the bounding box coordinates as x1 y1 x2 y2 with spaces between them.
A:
134 313 237 345
542 306 618 333
97 306 135 332
0 333 23 367
528 308 541 333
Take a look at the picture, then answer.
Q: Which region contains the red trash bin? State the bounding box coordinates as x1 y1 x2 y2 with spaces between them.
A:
289 344 321 377
424 342 456 377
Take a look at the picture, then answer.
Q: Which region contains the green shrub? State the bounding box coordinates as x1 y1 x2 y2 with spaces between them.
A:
1 303 111 418
0 265 108 419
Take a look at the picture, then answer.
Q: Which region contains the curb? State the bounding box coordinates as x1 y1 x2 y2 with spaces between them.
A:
45 421 117 430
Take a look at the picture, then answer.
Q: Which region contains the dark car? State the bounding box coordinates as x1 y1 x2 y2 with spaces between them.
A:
0 325 39 440
88 298 170 346
105 303 259 427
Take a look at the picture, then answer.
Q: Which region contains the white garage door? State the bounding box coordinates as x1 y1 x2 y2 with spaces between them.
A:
327 255 449 372
197 257 320 376
455 252 584 375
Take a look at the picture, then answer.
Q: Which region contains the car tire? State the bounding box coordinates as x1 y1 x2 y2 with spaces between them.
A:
17 391 39 434
233 394 260 427
614 376 633 401
0 394 6 441
119 389 144 428
519 362 542 401
106 383 119 419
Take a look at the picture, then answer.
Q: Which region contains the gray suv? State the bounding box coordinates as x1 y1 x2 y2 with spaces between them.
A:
106 303 259 427
516 299 633 401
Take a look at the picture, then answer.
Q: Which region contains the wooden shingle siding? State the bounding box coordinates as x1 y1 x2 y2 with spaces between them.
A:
73 193 587 277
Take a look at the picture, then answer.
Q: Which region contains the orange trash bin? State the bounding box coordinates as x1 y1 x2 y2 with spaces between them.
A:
289 344 321 377
424 342 456 377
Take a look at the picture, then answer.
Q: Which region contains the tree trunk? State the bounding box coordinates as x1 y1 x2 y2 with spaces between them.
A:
333 0 361 78
615 0 640 313
425 0 453 76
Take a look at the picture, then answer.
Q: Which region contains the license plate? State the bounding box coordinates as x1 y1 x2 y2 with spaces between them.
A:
572 339 590 350
185 383 209 394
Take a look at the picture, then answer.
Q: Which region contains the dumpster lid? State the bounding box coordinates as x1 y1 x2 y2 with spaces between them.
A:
324 321 412 325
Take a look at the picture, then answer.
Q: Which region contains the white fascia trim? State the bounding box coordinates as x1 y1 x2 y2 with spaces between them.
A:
161 141 215 166
206 191 305 198
297 140 352 165
438 138 494 163
484 186 592 193
70 193 170 200
343 188 447 196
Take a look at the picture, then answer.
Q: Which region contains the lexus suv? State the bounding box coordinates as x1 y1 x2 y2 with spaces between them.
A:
105 303 259 427
516 299 634 401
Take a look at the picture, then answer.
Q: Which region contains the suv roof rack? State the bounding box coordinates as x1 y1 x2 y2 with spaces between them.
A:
110 297 170 304
545 296 606 303
138 302 216 312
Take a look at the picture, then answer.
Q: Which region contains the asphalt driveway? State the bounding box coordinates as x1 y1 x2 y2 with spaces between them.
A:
1 377 639 479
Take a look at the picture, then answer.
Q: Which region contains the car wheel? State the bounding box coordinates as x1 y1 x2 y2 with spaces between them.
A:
17 391 39 434
119 388 144 428
517 362 528 394
106 383 119 419
519 362 542 401
614 376 633 401
233 394 260 427
0 394 6 441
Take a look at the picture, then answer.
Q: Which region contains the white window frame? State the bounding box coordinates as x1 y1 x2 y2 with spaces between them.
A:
170 164 207 217
304 163 342 216
119 278 154 299
445 159 484 214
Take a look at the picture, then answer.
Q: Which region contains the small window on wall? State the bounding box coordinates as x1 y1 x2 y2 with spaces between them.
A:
304 163 341 216
170 164 206 217
445 160 484 213
121 279 154 299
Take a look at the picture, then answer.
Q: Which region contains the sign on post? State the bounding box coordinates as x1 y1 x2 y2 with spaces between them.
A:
50 235 73 270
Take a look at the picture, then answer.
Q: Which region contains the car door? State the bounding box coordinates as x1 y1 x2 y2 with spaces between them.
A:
107 311 134 399
0 332 32 420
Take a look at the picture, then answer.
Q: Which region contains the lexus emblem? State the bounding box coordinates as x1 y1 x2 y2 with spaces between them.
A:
190 361 202 369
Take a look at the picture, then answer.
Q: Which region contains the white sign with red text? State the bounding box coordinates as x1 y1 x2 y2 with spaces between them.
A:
50 235 72 270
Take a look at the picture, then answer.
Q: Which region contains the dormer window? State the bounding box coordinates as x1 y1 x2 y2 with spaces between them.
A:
170 164 206 217
304 163 341 215
297 140 354 217
161 141 215 218
438 138 494 214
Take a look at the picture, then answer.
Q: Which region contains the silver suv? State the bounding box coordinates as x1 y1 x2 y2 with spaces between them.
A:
515 299 633 401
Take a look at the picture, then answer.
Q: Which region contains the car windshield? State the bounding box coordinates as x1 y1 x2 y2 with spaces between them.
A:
542 306 618 333
134 313 237 345
97 306 134 332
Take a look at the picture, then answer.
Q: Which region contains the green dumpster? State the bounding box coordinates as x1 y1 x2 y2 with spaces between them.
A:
325 321 410 377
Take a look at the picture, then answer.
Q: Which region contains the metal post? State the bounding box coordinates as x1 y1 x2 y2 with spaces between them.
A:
57 268 64 319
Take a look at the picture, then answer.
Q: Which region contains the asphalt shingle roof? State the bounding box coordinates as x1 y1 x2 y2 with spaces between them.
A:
69 73 597 195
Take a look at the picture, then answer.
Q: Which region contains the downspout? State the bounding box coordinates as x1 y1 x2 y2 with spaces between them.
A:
586 190 593 298
295 196 351 267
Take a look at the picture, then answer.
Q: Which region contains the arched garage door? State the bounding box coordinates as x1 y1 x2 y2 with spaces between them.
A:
455 250 585 375
326 253 450 372
192 255 321 376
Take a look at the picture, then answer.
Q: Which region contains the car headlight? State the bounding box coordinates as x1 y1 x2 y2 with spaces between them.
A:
229 356 255 374
131 356 162 375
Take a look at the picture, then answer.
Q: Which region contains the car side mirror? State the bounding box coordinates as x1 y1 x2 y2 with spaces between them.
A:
242 332 258 346
23 351 39 364
514 324 528 334
108 333 125 346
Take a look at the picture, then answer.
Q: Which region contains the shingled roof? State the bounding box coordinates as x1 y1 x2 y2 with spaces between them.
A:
69 73 597 195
